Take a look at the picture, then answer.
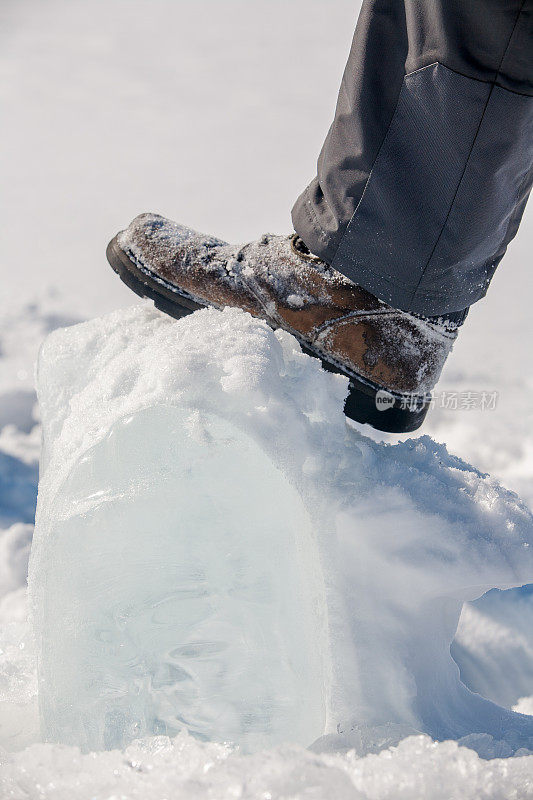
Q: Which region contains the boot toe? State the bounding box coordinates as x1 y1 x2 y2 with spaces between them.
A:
117 213 227 280
120 212 199 254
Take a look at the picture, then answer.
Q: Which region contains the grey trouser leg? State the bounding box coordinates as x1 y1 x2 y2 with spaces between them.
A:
292 0 533 316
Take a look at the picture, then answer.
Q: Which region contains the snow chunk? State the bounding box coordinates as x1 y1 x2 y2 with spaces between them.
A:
286 294 305 307
0 524 32 598
30 304 533 756
0 589 39 751
453 590 533 710
513 697 533 716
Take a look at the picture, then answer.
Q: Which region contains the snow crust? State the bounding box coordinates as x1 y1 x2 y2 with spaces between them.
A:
30 304 533 764
4 731 533 800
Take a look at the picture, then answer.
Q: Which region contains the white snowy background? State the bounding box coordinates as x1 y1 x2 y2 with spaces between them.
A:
1 0 533 797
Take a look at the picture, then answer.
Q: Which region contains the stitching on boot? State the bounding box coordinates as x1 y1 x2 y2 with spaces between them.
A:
313 308 457 344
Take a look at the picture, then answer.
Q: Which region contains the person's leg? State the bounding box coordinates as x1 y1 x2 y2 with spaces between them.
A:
292 0 533 317
108 0 532 431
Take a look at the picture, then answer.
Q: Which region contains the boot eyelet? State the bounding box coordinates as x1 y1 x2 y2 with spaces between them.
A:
290 233 324 265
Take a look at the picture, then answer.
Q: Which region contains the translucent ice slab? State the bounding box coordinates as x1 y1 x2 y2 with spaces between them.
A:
31 304 533 756
34 406 325 752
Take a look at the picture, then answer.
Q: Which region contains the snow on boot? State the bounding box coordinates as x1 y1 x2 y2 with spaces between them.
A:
107 213 458 432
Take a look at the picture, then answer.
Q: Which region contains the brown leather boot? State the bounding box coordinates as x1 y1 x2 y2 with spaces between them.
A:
107 213 459 432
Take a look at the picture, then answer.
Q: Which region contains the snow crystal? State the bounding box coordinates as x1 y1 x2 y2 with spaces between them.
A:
286 294 305 307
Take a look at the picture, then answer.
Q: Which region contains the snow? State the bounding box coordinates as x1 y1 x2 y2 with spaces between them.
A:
1 0 533 797
30 304 533 763
4 733 533 800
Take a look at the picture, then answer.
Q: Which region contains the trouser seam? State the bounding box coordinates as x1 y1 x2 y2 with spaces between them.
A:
405 60 533 98
499 169 531 256
409 0 528 307
329 77 407 267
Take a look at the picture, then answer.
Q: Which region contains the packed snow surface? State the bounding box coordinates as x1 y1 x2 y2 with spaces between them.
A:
27 305 533 771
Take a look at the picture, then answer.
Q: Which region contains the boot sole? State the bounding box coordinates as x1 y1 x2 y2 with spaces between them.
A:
106 236 429 433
